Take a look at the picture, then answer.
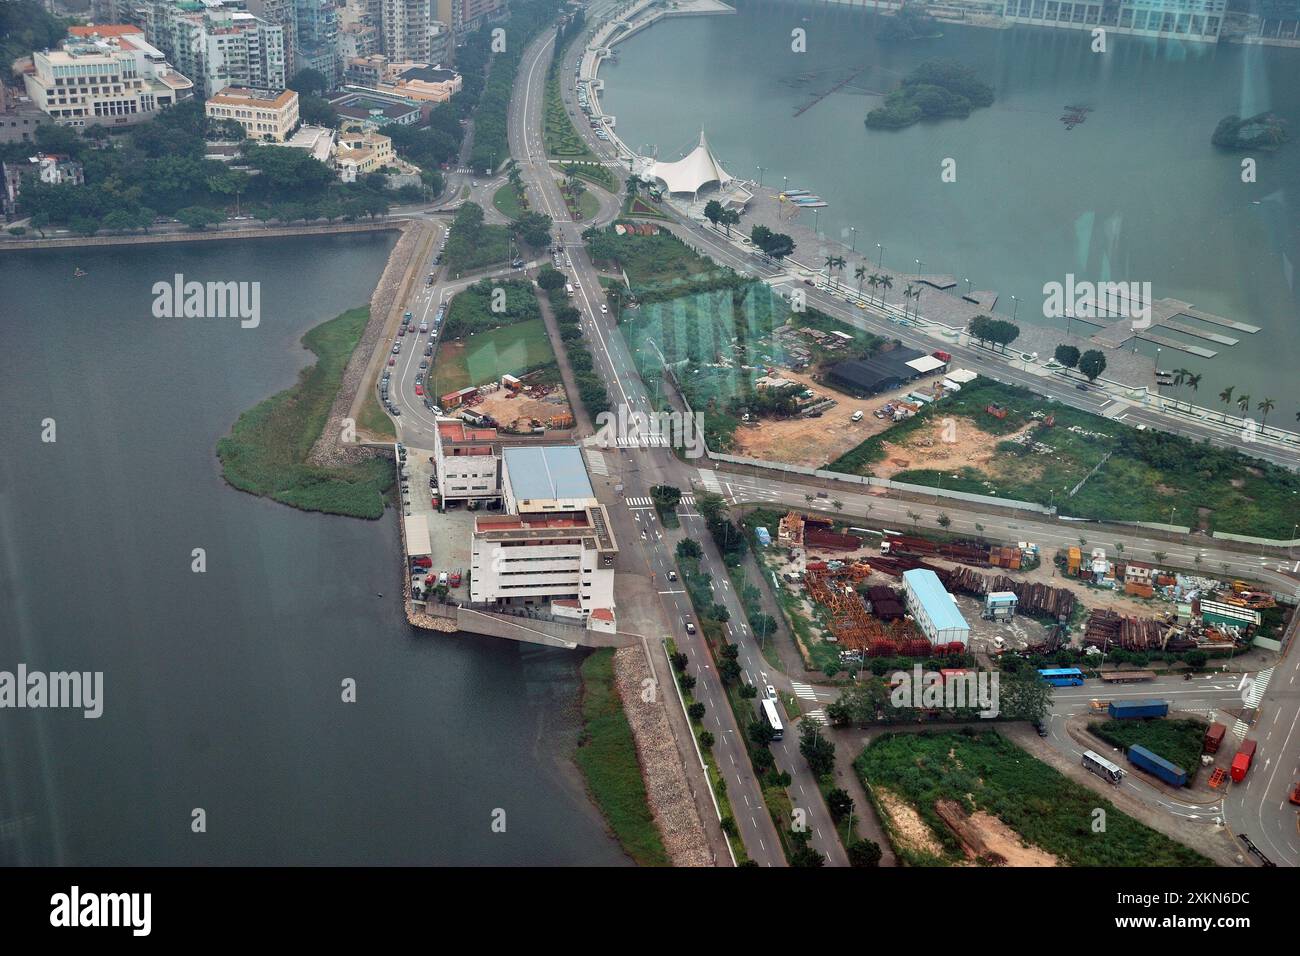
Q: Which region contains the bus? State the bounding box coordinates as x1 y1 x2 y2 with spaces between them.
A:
1081 749 1126 785
1038 667 1085 687
760 698 784 741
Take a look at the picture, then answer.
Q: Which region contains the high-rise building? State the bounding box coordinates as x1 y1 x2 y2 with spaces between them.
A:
434 0 502 35
295 0 340 85
247 0 300 77
380 0 430 61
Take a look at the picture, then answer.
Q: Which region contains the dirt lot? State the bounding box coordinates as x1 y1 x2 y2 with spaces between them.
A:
875 787 947 859
876 416 1036 480
475 386 572 434
730 370 950 467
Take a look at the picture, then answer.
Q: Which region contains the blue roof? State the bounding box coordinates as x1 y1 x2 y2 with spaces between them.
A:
503 446 593 501
902 569 969 633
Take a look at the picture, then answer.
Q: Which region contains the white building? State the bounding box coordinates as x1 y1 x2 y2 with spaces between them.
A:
380 0 431 62
432 419 501 505
1002 0 1225 41
22 25 193 128
468 446 618 622
205 86 300 141
902 569 971 647
158 5 288 97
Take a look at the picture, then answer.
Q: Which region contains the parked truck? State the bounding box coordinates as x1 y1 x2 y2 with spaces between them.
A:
1107 699 1169 720
1127 744 1188 787
1230 739 1257 783
1203 722 1227 755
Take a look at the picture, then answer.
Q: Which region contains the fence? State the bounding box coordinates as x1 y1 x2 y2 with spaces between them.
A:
1212 531 1300 549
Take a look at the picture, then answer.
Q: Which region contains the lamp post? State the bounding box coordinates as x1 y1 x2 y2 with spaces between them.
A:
876 242 884 270
756 165 764 188
849 225 856 252
964 277 971 296
1011 294 1019 322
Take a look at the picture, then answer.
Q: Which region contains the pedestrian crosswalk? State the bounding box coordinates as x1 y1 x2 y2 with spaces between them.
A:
582 448 609 477
804 709 829 726
791 681 819 701
605 434 672 448
1241 667 1272 710
627 495 695 508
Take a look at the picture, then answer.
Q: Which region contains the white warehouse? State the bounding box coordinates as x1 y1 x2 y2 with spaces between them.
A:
902 569 971 647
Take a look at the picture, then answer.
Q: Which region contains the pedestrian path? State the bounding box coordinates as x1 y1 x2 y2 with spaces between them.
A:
583 447 609 477
790 681 820 701
804 709 828 726
1242 667 1272 710
627 494 695 508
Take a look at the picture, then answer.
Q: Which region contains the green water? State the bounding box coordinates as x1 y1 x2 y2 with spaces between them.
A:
601 0 1300 419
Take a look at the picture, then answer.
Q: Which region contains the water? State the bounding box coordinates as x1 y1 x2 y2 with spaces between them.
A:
601 0 1300 416
0 235 626 865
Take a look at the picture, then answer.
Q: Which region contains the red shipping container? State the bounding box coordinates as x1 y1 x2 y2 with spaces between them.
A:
1230 739 1257 782
1203 722 1226 754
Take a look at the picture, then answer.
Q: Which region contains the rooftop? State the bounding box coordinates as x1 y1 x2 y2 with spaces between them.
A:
903 569 970 633
208 86 297 109
503 445 593 503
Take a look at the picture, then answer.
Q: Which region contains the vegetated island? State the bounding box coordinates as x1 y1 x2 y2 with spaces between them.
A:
1211 111 1290 151
865 60 994 130
880 4 943 41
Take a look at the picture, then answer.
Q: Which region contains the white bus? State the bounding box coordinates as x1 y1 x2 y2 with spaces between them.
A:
565 283 574 297
1081 749 1126 786
760 698 784 741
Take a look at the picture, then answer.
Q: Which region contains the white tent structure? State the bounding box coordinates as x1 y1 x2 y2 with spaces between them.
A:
643 130 733 198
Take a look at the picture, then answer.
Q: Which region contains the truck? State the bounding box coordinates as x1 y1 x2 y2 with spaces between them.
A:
1203 722 1227 755
1127 744 1188 788
1230 739 1257 782
1107 699 1169 720
565 283 574 297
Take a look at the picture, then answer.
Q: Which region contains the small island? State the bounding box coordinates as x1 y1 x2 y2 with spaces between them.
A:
1211 112 1290 151
879 4 943 41
865 60 994 130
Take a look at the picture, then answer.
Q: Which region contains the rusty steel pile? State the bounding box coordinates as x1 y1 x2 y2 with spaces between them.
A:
1083 609 1169 651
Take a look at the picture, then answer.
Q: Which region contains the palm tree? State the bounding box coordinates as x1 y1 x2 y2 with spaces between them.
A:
911 285 923 319
1171 368 1188 411
1218 385 1234 423
1258 397 1276 435
854 263 867 295
1184 373 1201 414
823 254 837 289
1236 394 1251 426
867 274 881 304
878 274 892 306
902 283 917 317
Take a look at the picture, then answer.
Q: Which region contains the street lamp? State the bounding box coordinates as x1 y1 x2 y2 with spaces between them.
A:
876 242 884 270
964 277 971 296
915 257 923 277
756 165 764 188
849 225 856 251
1011 295 1019 322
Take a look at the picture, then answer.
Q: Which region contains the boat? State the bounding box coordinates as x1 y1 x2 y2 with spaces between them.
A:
795 200 828 208
792 196 824 205
73 268 88 278
782 189 811 197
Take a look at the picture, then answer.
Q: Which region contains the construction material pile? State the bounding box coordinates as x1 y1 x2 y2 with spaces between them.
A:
804 567 927 653
1083 609 1168 651
942 567 1075 621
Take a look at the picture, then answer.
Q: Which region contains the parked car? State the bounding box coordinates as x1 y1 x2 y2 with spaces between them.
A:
419 360 429 370
415 385 424 396
392 343 401 354
600 304 608 314
388 357 396 366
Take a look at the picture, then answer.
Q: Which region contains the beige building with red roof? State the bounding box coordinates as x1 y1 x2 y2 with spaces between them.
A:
205 86 299 141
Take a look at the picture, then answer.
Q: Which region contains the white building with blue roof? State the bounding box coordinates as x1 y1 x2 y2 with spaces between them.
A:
902 569 971 647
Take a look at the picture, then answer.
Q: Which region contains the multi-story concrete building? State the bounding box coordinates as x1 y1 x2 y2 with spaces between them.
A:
205 85 299 140
435 0 502 35
21 25 194 128
334 126 394 178
468 445 617 619
380 0 430 61
248 0 299 76
0 79 52 144
343 54 460 101
1001 0 1225 41
146 3 288 97
3 153 85 217
329 85 424 126
432 420 501 504
294 0 340 85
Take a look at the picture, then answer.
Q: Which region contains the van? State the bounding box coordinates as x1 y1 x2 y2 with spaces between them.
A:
565 283 574 297
851 410 864 422
437 571 449 587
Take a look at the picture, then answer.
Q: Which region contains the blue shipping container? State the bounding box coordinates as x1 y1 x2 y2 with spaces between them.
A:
1127 744 1188 787
755 527 772 547
1107 699 1169 720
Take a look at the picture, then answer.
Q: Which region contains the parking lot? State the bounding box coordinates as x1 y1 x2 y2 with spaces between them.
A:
400 446 473 600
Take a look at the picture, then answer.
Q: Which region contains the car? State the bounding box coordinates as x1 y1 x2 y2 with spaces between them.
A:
419 322 428 333
392 344 401 354
666 570 677 582
398 326 407 335
388 357 396 366
1075 383 1088 391
803 278 815 286
419 360 429 370
1290 782 1300 806
1033 721 1049 737
424 398 435 411
765 684 777 700
449 570 462 587
470 180 478 188
415 385 424 396
683 617 696 635
415 374 424 384
599 304 608 314
392 407 401 416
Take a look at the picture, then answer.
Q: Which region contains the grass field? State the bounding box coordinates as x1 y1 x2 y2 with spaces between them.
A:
585 226 744 301
492 182 528 220
856 730 1210 866
828 378 1300 537
544 68 599 162
575 649 671 867
1089 718 1208 781
430 318 555 394
357 387 396 442
216 307 393 519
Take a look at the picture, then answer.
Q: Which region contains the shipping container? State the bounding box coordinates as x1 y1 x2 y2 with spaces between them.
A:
1203 722 1226 754
1107 699 1169 720
1127 744 1188 787
1230 739 1257 782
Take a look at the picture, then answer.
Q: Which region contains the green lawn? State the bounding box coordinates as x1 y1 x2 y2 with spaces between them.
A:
1088 718 1208 782
430 318 555 395
544 68 599 162
492 182 528 220
577 189 600 220
856 730 1211 867
216 307 393 519
575 649 671 866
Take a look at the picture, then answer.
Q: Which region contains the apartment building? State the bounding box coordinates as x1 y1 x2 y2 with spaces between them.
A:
294 0 340 85
380 0 430 61
1002 0 1225 41
148 4 288 97
21 25 194 128
435 0 502 34
468 446 617 619
247 0 299 76
205 85 299 140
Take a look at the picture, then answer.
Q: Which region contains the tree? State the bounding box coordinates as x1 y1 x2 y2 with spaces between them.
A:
848 839 883 867
1054 344 1080 369
719 207 740 237
537 266 567 291
695 491 727 524
739 684 758 699
1218 385 1235 423
709 603 730 624
289 68 328 95
1258 397 1276 433
798 720 836 778
698 730 714 749
687 702 706 721
703 199 723 228
748 717 776 748
998 666 1052 723
650 484 682 511
1078 349 1107 383
675 538 702 559
937 512 951 528
825 788 854 820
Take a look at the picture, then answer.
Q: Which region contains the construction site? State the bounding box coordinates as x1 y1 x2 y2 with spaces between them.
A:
439 372 575 436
